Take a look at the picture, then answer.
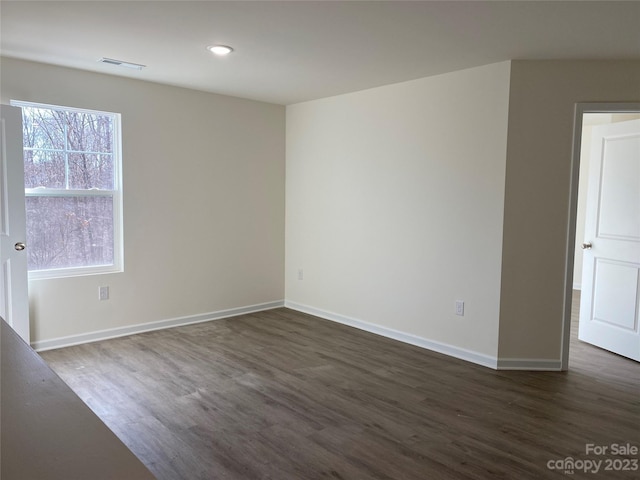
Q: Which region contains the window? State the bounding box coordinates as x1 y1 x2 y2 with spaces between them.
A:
12 101 123 278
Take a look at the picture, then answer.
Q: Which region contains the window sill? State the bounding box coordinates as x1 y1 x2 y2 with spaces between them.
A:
28 264 123 281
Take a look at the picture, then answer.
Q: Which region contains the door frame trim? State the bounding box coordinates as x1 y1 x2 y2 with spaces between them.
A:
562 102 640 370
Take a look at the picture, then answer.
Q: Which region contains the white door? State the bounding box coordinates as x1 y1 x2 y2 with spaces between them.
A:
0 105 29 343
579 118 640 361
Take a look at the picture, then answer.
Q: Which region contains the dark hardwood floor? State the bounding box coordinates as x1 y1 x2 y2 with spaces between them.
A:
41 292 639 479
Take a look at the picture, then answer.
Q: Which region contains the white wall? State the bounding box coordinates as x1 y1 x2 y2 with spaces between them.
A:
498 60 640 363
285 62 511 362
1 58 285 346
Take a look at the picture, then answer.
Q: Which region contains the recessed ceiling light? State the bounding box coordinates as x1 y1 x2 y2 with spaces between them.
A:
207 45 234 56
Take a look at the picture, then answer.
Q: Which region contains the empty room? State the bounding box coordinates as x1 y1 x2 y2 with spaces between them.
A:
1 1 639 479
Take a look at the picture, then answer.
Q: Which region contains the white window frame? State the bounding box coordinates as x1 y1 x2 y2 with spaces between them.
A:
11 100 124 280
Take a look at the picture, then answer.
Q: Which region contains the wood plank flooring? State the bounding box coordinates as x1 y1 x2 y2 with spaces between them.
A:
41 293 639 479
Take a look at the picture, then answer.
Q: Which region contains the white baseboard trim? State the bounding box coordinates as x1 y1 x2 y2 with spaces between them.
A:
285 300 499 370
31 300 285 352
32 298 564 372
496 358 563 371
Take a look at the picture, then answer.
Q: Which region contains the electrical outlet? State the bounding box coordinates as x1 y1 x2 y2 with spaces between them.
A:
455 300 464 316
298 269 304 280
99 286 109 301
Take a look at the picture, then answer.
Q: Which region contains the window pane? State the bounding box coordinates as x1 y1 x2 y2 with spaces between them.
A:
67 112 113 154
23 150 66 189
25 196 114 271
22 108 66 150
18 102 122 276
68 153 114 189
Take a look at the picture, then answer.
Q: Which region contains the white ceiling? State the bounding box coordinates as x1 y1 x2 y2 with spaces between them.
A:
1 1 639 105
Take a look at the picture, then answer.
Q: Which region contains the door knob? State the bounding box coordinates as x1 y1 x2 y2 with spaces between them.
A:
14 242 26 251
581 242 592 250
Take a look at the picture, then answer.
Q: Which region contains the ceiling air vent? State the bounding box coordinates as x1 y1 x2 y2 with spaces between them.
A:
98 57 146 70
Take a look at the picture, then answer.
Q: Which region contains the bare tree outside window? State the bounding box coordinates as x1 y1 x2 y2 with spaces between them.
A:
18 103 122 276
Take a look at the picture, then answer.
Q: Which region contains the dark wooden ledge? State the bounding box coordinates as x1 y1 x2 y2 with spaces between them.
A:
1 319 155 480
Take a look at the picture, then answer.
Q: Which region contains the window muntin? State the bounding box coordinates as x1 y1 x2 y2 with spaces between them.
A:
12 101 123 278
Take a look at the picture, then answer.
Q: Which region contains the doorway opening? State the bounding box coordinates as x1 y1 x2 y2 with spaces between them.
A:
563 103 640 370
